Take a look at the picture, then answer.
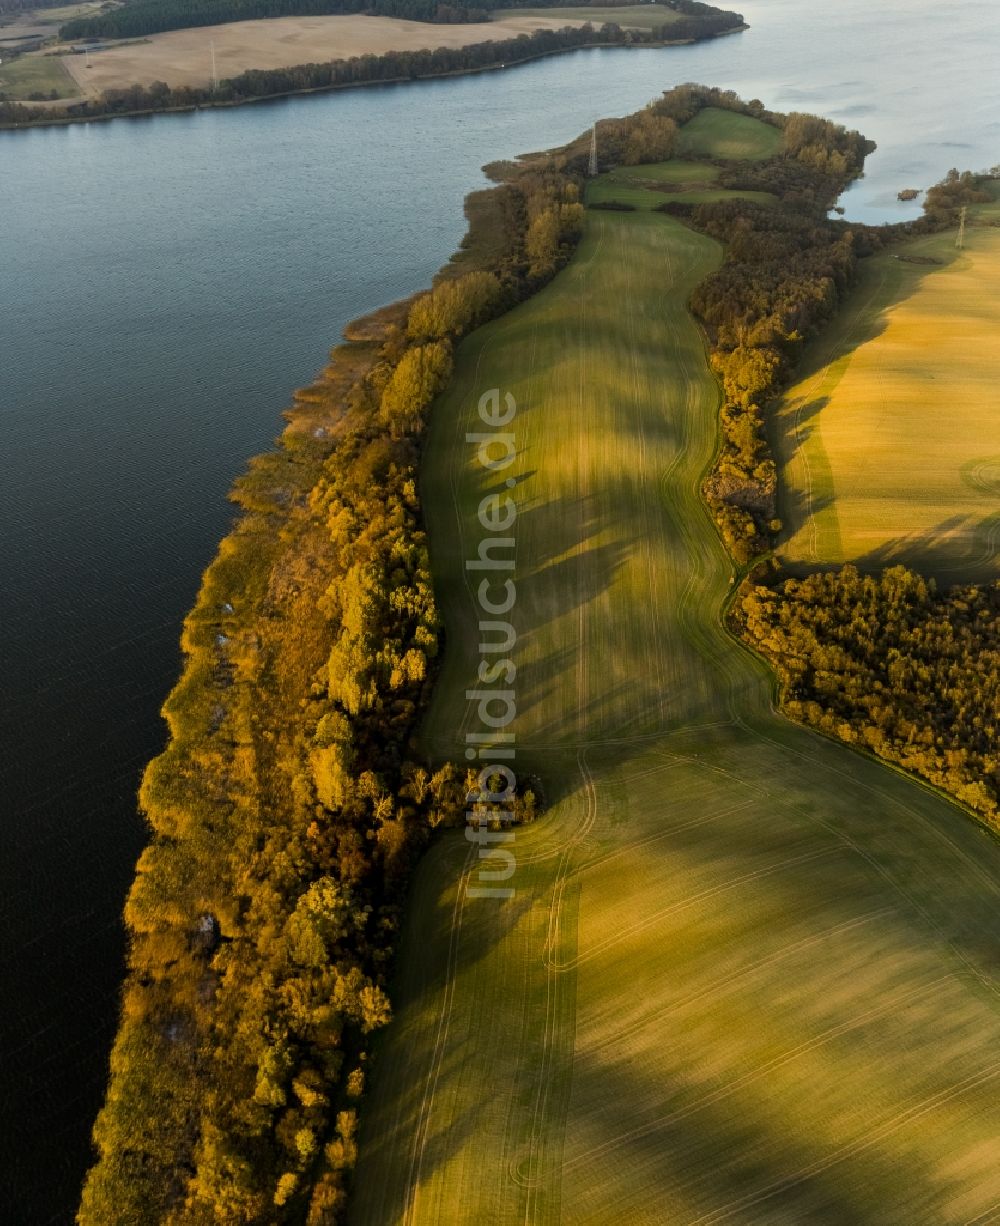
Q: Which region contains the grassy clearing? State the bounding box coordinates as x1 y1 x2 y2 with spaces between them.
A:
350 208 1000 1225
496 4 681 30
590 158 775 209
775 224 1000 581
588 176 774 209
609 159 721 184
677 105 783 160
0 52 76 99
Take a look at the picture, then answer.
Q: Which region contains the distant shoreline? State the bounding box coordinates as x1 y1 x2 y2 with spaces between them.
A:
0 18 747 131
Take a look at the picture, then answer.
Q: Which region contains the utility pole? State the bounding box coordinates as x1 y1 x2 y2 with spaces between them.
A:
957 205 967 249
588 123 598 177
210 39 218 92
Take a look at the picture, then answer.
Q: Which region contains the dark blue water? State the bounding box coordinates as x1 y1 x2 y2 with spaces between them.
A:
2 1 999 1218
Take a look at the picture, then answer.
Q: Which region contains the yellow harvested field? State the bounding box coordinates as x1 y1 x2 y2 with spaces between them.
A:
777 227 1000 581
58 12 600 94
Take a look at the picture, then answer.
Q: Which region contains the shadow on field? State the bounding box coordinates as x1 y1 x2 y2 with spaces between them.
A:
356 718 1000 1225
853 512 1000 584
562 1038 952 1223
510 489 636 737
780 512 1000 585
771 245 957 547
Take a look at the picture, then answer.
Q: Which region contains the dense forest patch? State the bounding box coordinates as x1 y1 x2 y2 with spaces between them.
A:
57 0 727 40
737 565 1000 831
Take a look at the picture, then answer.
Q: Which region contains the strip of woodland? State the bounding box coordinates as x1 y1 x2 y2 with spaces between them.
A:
631 88 874 561
58 0 732 39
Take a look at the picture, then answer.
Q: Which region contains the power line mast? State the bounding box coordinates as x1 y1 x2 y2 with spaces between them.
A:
588 123 598 177
210 39 218 92
957 205 967 249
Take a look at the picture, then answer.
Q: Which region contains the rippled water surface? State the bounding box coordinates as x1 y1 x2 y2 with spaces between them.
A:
2 1 999 1217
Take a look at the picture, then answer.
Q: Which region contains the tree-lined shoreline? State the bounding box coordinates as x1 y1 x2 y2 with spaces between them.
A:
0 6 744 129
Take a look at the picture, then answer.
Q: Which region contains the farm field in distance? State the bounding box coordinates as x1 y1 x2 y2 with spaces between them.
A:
0 1 102 40
49 8 638 96
776 210 1000 581
349 123 1000 1225
496 4 681 30
0 50 76 99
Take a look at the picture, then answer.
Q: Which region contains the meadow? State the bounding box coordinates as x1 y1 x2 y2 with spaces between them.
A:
349 142 1000 1223
0 52 76 100
775 222 1000 580
592 149 776 209
588 176 775 209
676 105 783 160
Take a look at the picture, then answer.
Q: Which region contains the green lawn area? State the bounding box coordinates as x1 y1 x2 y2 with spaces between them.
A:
350 206 1000 1224
496 4 681 29
585 179 664 209
775 223 1000 582
588 175 774 209
609 158 721 183
589 158 775 209
677 105 784 160
0 52 76 100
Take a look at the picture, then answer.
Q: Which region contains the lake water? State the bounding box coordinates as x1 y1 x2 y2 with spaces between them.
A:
2 0 999 1218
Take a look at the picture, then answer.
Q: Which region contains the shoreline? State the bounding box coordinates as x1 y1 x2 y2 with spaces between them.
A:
0 22 747 131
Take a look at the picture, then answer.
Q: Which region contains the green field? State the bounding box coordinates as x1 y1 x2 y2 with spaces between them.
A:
596 158 775 208
775 224 1000 581
496 4 681 30
587 175 774 209
0 52 76 100
676 105 784 160
609 159 721 184
350 207 1000 1224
